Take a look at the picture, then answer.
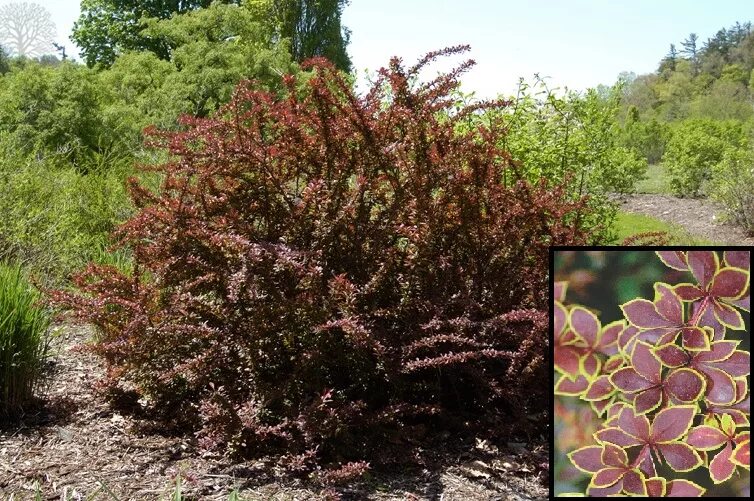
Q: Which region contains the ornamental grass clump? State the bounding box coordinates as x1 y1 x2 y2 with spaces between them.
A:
0 261 51 418
50 46 594 474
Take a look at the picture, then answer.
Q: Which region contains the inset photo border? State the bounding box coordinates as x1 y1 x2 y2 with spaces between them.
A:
550 246 751 498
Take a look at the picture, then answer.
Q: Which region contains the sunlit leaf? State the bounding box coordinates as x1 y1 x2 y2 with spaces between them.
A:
709 442 736 484
687 425 729 450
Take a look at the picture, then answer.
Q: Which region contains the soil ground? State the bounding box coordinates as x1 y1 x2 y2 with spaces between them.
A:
618 193 754 245
0 324 548 501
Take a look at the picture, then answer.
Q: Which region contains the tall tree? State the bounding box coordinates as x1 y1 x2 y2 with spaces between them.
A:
272 0 351 72
681 33 699 74
661 43 678 72
0 2 56 57
71 0 240 68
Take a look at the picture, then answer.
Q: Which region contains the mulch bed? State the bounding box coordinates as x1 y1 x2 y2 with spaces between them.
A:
0 323 548 500
618 193 754 245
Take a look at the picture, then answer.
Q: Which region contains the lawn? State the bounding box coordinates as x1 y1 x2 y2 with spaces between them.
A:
634 163 672 194
612 211 716 245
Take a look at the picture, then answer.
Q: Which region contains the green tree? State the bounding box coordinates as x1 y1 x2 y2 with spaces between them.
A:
681 33 700 75
71 0 239 67
270 0 351 71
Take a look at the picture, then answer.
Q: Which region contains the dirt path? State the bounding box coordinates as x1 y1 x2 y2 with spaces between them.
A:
0 323 547 500
618 194 754 246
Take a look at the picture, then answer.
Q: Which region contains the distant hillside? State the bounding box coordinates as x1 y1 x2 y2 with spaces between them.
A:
621 21 753 122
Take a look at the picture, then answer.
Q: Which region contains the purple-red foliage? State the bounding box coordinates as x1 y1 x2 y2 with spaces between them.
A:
557 250 750 496
50 46 592 470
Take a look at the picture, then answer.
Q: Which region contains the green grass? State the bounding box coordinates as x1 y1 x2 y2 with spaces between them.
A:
635 163 673 194
0 261 51 417
611 211 716 245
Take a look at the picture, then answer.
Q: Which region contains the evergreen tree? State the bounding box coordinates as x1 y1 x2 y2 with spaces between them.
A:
681 33 700 74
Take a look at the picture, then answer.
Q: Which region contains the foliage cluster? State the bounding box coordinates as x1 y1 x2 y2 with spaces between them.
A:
0 2 298 283
72 0 351 72
0 260 51 418
555 250 750 496
662 118 748 197
50 49 595 475
470 78 647 243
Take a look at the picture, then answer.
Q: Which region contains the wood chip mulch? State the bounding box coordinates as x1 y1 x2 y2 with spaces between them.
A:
0 323 548 500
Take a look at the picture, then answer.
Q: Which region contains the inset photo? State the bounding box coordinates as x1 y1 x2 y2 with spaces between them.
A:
552 249 750 497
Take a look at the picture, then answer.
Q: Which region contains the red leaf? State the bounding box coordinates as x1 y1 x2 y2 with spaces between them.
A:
655 343 688 368
731 439 749 468
701 366 736 406
569 306 600 346
592 467 624 487
594 427 642 447
680 326 709 351
568 445 604 473
712 350 750 378
709 267 749 299
554 345 582 378
601 442 628 468
554 301 567 336
665 368 705 403
634 387 663 414
597 321 622 356
654 283 683 324
686 425 729 450
554 281 568 302
712 300 744 330
694 340 739 363
687 250 718 289
632 445 656 477
620 298 672 329
651 405 696 443
723 250 749 271
656 250 688 271
631 341 661 383
621 470 646 496
673 283 706 301
709 441 736 484
610 367 655 393
644 477 665 497
617 406 651 441
658 442 702 471
666 479 706 497
554 374 589 396
584 375 614 401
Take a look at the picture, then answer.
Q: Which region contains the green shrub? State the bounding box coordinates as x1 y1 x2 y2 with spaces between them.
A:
0 261 51 417
709 147 754 234
0 150 144 286
663 118 748 197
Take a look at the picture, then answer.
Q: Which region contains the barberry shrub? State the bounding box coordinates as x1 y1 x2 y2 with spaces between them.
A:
555 250 750 496
51 47 594 473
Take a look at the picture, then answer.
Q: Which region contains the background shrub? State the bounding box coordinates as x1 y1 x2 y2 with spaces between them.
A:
663 118 748 196
0 261 51 418
708 146 754 233
51 48 594 472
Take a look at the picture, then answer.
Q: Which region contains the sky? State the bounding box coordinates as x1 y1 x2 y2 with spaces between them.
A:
10 0 754 98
